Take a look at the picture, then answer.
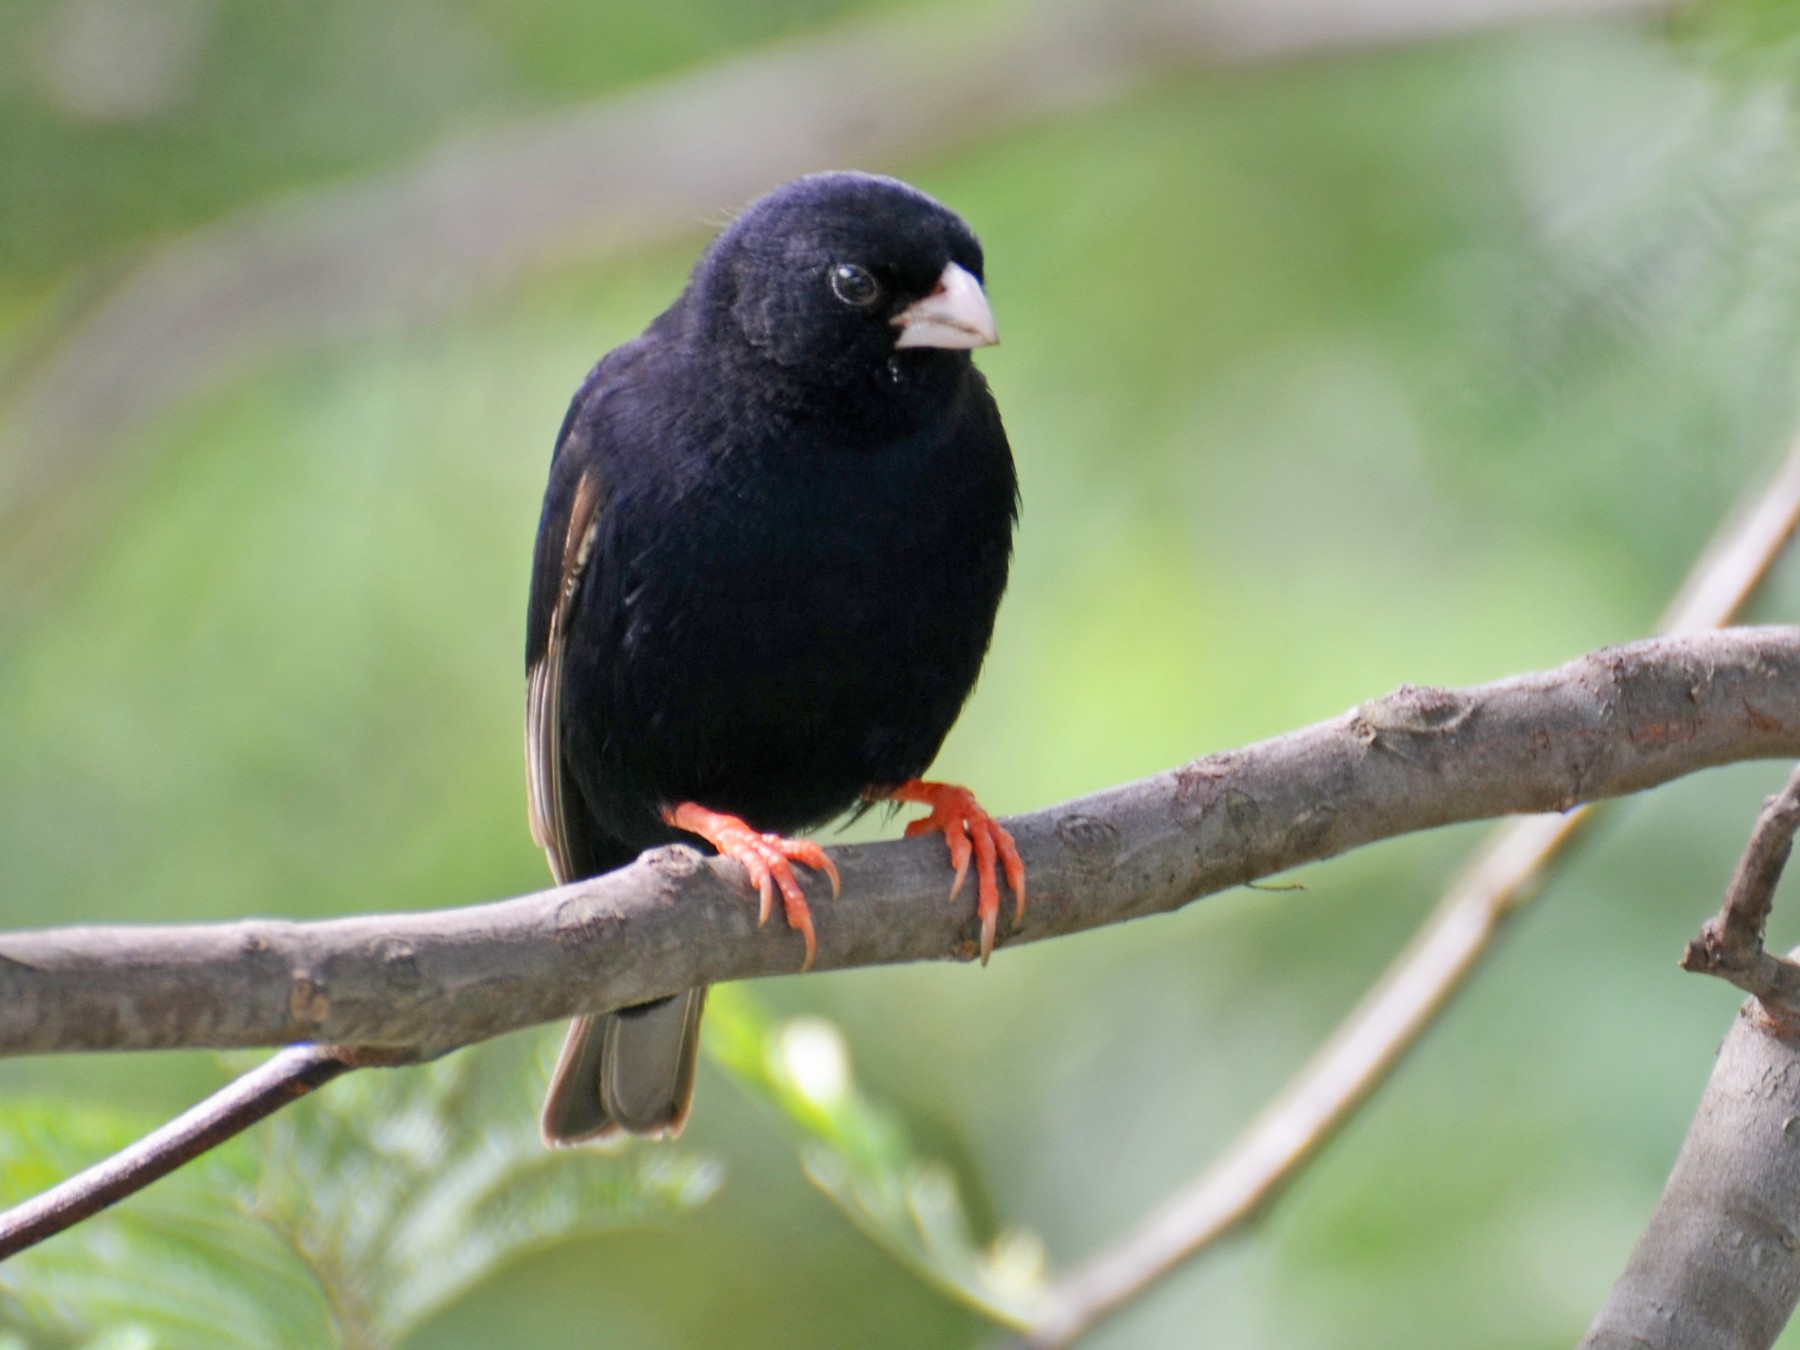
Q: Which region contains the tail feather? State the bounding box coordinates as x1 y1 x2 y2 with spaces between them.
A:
540 989 707 1145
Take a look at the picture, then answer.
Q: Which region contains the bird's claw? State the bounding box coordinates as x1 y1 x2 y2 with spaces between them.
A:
663 803 837 971
892 781 1025 964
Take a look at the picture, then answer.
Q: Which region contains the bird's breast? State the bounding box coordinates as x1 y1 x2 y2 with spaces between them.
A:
585 420 1012 834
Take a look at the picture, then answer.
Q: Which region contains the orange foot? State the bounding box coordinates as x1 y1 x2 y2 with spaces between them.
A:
878 780 1025 964
663 802 840 971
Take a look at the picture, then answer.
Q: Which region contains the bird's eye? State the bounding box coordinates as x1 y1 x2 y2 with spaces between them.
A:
829 263 881 308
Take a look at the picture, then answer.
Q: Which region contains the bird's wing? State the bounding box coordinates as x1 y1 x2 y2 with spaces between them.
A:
525 444 607 887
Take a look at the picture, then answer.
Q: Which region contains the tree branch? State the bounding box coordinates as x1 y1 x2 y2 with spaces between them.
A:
0 1046 355 1260
3 626 1798 1062
1681 761 1800 1018
1579 1000 1800 1349
1009 425 1800 1348
1579 759 1800 1348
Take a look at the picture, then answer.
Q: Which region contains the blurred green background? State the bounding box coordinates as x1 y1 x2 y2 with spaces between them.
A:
7 0 1800 1345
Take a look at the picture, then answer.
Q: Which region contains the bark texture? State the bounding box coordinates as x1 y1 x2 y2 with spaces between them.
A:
1582 1007 1800 1350
3 627 1797 1060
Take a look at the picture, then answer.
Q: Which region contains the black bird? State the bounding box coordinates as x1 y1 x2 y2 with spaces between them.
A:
525 171 1023 1144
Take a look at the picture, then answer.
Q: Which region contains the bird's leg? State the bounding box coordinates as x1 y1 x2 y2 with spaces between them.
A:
875 780 1025 964
662 803 840 972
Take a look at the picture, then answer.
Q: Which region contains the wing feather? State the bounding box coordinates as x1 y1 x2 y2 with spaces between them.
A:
525 466 605 886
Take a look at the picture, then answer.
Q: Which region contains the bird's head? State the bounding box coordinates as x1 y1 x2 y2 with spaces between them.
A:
692 171 996 394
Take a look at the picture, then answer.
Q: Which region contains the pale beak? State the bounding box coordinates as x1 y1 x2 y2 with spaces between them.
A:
892 262 998 350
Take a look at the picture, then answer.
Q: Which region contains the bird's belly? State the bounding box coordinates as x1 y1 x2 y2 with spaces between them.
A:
591 541 992 840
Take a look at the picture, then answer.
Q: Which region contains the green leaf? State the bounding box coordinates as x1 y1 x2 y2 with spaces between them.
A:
0 1040 722 1349
0 1099 332 1349
705 987 1046 1329
229 1040 722 1346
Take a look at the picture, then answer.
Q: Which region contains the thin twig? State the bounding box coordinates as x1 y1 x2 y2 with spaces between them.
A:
1584 754 1800 1346
0 1045 394 1260
1681 763 1800 1018
1012 429 1800 1348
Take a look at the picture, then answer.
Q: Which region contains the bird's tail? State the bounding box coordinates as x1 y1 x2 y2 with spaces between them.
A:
539 988 708 1145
